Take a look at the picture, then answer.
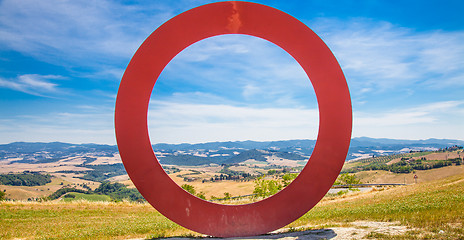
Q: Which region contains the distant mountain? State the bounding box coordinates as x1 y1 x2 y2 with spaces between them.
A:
1 137 463 165
227 149 268 163
350 137 464 147
0 142 117 164
347 137 464 160
0 142 118 154
159 155 224 166
152 139 317 152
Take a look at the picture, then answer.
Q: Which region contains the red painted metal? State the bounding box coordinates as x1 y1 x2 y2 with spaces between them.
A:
115 1 351 237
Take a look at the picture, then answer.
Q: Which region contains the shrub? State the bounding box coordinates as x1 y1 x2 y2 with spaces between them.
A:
334 173 361 185
0 190 5 201
64 193 76 198
253 177 282 198
181 184 196 195
95 182 144 202
196 191 206 200
223 192 232 200
282 173 298 187
49 188 90 200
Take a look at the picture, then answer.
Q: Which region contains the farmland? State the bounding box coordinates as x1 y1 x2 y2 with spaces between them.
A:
1 145 463 201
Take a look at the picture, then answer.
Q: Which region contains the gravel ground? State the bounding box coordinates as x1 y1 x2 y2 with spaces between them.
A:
153 221 413 240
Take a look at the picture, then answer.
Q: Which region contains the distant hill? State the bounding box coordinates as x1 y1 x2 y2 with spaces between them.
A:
350 137 464 148
159 155 223 166
347 137 464 161
0 141 117 153
1 138 463 166
0 142 117 164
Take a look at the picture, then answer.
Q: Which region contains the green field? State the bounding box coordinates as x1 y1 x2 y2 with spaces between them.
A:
61 192 112 202
1 172 463 239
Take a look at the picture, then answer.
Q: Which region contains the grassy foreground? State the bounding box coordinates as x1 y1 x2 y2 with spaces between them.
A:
289 172 464 239
0 201 196 239
1 173 463 239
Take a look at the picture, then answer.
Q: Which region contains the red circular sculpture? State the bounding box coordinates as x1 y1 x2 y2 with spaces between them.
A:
115 1 351 237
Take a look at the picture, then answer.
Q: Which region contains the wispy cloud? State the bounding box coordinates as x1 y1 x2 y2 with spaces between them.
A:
157 35 316 108
148 100 319 143
0 74 63 96
0 0 173 69
1 1 463 144
0 108 115 144
309 18 464 94
353 101 464 139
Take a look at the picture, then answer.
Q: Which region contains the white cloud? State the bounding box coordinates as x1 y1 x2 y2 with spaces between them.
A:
309 18 464 94
148 100 319 144
353 101 464 140
242 84 262 100
0 0 173 67
0 109 115 144
157 35 316 108
18 75 58 91
0 74 63 96
1 4 463 144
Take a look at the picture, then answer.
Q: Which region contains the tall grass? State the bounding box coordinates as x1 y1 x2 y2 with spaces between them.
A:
0 200 197 239
288 173 464 239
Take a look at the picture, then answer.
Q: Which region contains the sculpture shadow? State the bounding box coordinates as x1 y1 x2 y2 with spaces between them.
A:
150 228 337 239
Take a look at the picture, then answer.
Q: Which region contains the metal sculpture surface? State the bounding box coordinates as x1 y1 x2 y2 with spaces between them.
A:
115 1 352 237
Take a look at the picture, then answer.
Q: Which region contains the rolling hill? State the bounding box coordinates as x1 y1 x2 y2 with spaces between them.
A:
1 138 463 166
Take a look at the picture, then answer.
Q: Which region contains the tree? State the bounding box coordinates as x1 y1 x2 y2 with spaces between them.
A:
223 192 232 200
253 176 282 199
0 190 5 201
0 172 52 186
196 191 206 200
181 184 196 195
267 170 277 175
94 182 144 201
282 173 298 187
334 173 361 185
94 182 126 195
64 193 76 198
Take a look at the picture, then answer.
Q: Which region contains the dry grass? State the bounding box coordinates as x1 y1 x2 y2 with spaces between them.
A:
167 170 255 199
0 158 93 174
288 172 464 239
1 173 100 200
0 155 122 174
174 178 255 199
355 165 464 184
418 151 462 161
0 200 197 240
1 173 463 239
87 154 122 165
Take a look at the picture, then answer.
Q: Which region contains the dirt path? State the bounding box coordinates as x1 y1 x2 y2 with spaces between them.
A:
153 221 413 240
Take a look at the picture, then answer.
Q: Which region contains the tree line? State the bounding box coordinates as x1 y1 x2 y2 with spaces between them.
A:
345 158 462 174
48 182 144 202
0 171 52 186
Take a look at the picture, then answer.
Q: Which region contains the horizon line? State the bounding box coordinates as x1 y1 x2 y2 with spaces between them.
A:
1 136 464 146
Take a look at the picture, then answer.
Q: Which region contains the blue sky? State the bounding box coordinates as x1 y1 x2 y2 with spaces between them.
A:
0 0 463 144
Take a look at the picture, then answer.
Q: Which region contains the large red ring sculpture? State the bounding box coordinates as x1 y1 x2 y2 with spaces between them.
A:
115 1 351 237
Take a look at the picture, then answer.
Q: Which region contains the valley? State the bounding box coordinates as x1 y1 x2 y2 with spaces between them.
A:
1 139 463 201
